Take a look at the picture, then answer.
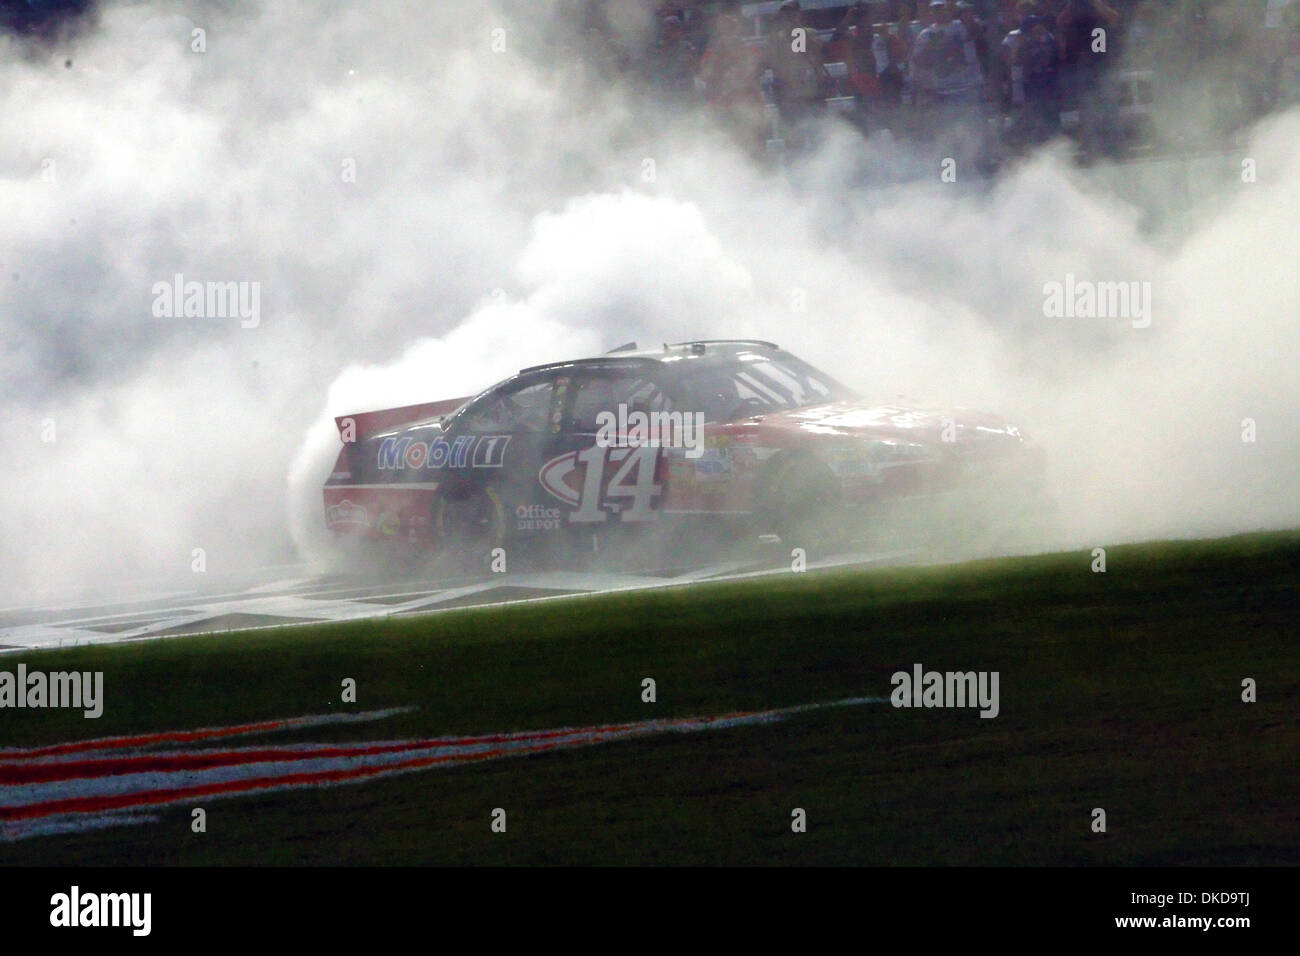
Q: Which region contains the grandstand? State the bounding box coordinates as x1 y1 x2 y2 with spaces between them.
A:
582 0 1299 163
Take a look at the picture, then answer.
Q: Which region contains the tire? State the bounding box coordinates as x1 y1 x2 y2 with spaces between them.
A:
431 483 507 574
766 455 849 556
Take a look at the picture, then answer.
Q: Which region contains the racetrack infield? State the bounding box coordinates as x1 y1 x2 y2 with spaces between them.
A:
2 530 1296 865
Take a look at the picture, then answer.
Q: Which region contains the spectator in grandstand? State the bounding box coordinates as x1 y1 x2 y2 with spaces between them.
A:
1005 13 1061 144
830 3 882 106
1262 0 1300 106
665 0 711 56
1056 0 1120 152
698 6 766 142
910 0 985 158
998 1 1040 103
835 2 872 50
1056 0 1119 86
875 9 914 119
1123 2 1153 54
956 0 994 80
909 1 983 107
878 7 915 70
765 2 828 130
910 1 936 42
993 0 1032 33
984 0 1018 104
825 21 853 63
645 14 700 100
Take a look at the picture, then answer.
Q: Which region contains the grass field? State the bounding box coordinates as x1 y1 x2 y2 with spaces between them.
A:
2 531 1297 865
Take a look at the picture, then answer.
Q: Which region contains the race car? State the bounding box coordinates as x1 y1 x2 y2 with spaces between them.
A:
322 340 1046 566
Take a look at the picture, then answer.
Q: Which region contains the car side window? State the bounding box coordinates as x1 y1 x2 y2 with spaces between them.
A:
455 375 556 433
567 370 673 434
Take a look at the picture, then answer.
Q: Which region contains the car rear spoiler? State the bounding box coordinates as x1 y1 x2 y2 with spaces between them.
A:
334 397 471 442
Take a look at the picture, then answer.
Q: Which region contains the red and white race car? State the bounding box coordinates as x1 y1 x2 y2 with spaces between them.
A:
323 340 1046 564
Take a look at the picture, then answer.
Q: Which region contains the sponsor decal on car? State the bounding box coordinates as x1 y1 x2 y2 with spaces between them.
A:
539 444 662 522
377 434 510 471
666 443 732 483
515 504 561 531
826 440 933 480
325 500 369 529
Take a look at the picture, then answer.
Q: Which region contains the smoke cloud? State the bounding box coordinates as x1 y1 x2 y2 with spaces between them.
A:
2 0 1295 601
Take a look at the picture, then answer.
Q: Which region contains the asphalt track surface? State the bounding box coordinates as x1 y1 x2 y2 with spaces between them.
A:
0 545 926 654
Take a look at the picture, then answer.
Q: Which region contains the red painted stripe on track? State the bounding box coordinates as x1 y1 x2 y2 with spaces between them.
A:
0 723 640 784
0 720 292 759
0 735 612 821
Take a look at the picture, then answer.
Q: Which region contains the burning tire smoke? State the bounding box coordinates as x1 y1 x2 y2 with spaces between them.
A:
1 0 1296 600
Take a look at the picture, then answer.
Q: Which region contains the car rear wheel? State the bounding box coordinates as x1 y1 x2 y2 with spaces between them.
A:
432 484 507 574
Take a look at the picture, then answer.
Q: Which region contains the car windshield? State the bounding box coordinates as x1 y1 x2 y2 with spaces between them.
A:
678 352 856 422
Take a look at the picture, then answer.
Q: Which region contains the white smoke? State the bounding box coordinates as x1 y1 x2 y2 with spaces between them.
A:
1 0 1296 601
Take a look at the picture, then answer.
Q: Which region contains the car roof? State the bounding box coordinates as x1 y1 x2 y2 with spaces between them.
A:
518 340 783 375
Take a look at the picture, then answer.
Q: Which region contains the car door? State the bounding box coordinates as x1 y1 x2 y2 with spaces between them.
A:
439 369 563 527
538 365 675 528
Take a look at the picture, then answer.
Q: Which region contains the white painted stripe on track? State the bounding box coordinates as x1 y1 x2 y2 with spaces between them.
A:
0 550 927 653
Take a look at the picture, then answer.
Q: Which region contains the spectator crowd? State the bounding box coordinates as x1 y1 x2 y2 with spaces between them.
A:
572 0 1300 162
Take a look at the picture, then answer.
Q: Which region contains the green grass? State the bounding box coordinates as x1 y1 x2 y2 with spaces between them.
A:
2 531 1297 865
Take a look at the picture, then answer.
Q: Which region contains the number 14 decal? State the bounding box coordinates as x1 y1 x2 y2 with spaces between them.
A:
573 445 662 523
539 445 662 523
